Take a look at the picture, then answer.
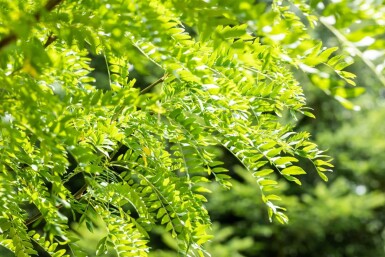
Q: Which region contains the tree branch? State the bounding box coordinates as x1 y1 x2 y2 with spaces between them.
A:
25 183 88 226
0 34 17 51
8 33 58 76
0 0 64 51
43 33 58 48
35 0 64 21
140 73 169 94
45 0 64 11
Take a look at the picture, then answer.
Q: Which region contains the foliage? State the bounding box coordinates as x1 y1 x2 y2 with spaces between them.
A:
202 169 385 257
151 1 385 257
0 0 364 256
196 98 385 257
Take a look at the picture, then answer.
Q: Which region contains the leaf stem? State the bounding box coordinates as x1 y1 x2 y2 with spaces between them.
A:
140 73 168 94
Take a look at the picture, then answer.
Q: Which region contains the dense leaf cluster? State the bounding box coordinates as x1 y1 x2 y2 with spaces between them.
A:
0 1 353 256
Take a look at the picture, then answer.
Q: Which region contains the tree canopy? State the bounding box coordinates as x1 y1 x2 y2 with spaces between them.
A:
0 0 373 256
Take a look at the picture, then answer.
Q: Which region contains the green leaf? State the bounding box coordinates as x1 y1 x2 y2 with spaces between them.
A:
272 157 298 166
96 237 108 256
283 175 302 185
332 87 364 98
265 194 282 201
253 169 274 177
219 24 248 38
318 47 339 62
317 171 329 182
161 215 170 225
86 220 94 233
281 166 306 175
157 208 167 219
52 249 66 257
314 159 334 168
259 179 279 187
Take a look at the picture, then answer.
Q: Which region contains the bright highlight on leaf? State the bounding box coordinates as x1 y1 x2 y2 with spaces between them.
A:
0 0 359 256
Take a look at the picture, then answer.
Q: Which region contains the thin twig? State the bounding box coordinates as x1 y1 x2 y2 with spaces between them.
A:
25 183 88 226
9 33 58 76
43 33 58 48
110 74 169 123
140 73 168 94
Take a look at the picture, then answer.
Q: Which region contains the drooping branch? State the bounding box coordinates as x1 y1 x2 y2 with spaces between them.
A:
319 18 385 88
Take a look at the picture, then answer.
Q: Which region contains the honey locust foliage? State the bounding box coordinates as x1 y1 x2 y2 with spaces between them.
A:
0 0 351 256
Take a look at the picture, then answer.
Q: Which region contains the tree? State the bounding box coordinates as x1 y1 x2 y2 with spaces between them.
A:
0 1 356 256
181 1 385 257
